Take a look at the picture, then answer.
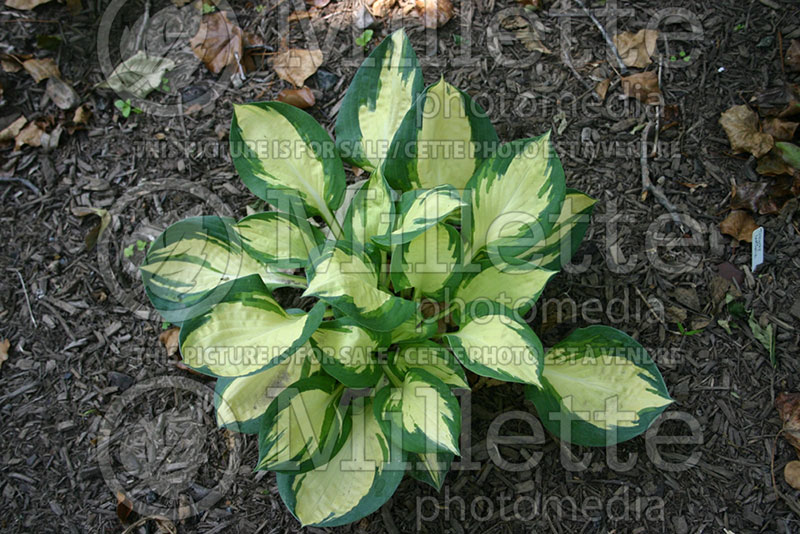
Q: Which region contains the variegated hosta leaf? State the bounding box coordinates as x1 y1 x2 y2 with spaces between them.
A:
335 29 424 170
235 211 324 269
390 341 468 389
443 311 544 386
303 243 415 331
215 345 320 434
257 375 347 473
374 368 461 455
389 308 439 344
179 275 326 377
383 78 499 191
342 169 396 249
466 132 566 265
141 216 305 323
409 450 453 491
230 102 346 229
311 320 382 388
372 185 465 248
501 189 596 270
277 398 405 527
453 264 556 321
525 326 672 447
390 223 461 299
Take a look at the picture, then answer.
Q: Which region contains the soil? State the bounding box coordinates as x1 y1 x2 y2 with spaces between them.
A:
1 0 800 533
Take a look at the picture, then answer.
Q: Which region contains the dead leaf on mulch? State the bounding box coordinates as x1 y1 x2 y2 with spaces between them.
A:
271 48 323 87
415 0 454 29
500 15 551 54
731 175 800 215
787 39 800 72
0 339 9 369
776 392 800 456
762 117 799 141
5 0 54 10
190 11 244 75
368 0 395 17
22 58 60 82
159 327 180 357
621 71 661 104
73 105 92 124
14 122 45 150
757 150 794 176
719 105 774 158
0 116 27 143
595 78 610 100
71 206 111 250
97 51 175 99
46 77 80 110
116 491 134 523
308 0 331 6
719 210 759 242
277 86 315 109
752 85 800 118
785 461 800 490
613 29 659 69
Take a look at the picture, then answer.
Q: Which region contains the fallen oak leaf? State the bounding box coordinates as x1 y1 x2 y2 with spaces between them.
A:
719 210 758 242
190 11 244 75
776 392 800 456
271 48 323 87
621 70 661 104
22 58 60 82
0 339 9 369
277 86 315 109
71 206 111 250
719 105 774 158
613 29 659 69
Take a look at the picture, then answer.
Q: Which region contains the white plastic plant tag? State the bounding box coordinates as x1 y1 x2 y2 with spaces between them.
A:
751 227 764 272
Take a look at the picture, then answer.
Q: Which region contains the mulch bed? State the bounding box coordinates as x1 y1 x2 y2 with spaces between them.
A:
1 0 800 532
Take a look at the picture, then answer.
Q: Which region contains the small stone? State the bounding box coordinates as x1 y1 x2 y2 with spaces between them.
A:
314 69 338 91
108 371 134 392
353 4 376 30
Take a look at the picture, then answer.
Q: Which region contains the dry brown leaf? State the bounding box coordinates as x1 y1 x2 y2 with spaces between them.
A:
159 327 180 357
787 39 800 72
116 492 134 523
190 11 244 75
621 70 661 104
46 77 80 110
719 210 758 242
0 339 9 369
369 0 396 16
277 86 316 109
73 105 92 124
595 78 610 100
613 29 659 69
785 461 800 490
415 0 453 29
731 175 800 215
15 122 44 150
308 0 331 7
72 206 111 250
762 117 799 141
500 15 551 54
271 48 323 87
756 150 794 176
22 58 60 82
719 105 774 158
1 57 22 72
5 0 54 9
776 393 800 456
0 116 27 143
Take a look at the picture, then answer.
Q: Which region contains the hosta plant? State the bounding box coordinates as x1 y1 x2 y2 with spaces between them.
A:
140 29 672 527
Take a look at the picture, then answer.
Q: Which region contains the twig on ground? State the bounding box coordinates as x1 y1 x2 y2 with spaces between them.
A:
634 287 665 325
134 0 150 53
640 122 685 230
560 47 594 92
573 0 628 75
0 176 41 195
651 56 663 157
15 270 37 328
